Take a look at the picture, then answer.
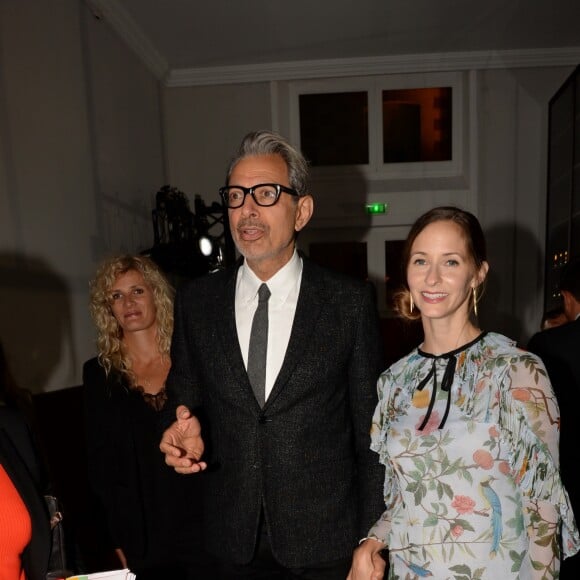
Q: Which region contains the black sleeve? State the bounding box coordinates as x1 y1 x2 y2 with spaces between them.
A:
349 282 387 537
161 284 203 430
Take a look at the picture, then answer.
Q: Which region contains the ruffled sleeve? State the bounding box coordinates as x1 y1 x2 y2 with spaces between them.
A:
497 351 580 558
367 369 403 544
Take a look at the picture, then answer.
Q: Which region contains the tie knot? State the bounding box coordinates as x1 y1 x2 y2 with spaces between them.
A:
258 283 271 303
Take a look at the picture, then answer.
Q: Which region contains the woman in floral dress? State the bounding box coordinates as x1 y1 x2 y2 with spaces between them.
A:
349 207 579 579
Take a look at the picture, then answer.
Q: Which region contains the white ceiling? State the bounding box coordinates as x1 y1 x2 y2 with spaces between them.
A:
91 0 580 81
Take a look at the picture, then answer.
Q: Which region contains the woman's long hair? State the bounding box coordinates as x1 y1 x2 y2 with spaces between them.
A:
89 255 174 383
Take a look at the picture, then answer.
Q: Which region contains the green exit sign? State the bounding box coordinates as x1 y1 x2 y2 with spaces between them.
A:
365 202 388 215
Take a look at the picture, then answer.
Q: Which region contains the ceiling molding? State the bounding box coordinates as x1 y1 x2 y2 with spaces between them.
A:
92 1 579 88
165 47 580 87
87 0 169 80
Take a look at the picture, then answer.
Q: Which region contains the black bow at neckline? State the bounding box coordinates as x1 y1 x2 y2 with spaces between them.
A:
416 332 487 431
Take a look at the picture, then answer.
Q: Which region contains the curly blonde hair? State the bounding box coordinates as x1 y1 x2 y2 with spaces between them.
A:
89 254 174 382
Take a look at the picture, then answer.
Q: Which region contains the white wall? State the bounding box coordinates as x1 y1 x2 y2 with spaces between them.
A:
84 0 165 256
476 66 573 343
0 0 165 393
163 83 272 200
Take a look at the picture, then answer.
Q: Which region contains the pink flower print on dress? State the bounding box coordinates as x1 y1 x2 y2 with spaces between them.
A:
451 524 464 538
451 495 476 515
473 449 494 469
415 410 441 435
512 388 531 402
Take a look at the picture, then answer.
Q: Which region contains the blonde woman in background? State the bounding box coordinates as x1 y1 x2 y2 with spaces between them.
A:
83 254 212 579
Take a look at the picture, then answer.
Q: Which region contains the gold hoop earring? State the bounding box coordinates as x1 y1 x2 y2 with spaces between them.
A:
472 287 478 317
410 294 414 313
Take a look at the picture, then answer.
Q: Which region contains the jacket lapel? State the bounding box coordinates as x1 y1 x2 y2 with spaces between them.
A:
215 265 258 402
265 261 324 408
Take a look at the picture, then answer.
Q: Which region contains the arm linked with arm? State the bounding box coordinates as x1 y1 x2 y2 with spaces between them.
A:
348 282 388 537
159 283 207 473
349 360 400 580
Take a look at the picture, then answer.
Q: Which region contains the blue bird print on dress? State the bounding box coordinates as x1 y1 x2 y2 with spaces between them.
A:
480 475 503 557
395 554 433 577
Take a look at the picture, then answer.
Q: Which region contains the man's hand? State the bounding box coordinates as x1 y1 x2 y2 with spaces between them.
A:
159 405 207 474
347 538 387 580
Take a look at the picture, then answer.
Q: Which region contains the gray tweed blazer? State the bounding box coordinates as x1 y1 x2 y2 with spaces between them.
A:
165 257 386 567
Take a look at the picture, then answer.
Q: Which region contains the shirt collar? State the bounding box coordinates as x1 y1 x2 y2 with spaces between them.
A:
237 250 302 305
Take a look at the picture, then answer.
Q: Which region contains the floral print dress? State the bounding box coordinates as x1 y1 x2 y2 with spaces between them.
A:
368 332 579 579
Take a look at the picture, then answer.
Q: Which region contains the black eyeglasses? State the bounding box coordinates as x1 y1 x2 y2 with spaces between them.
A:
219 183 299 208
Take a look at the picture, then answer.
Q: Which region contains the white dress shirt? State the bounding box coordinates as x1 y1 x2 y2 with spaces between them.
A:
235 250 302 401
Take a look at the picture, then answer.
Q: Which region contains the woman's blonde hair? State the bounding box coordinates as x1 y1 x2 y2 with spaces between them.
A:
89 254 174 381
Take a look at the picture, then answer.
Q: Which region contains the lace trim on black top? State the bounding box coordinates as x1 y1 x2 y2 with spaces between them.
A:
130 384 167 411
416 331 487 431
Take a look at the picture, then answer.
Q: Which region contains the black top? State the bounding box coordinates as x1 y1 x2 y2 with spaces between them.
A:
82 358 206 570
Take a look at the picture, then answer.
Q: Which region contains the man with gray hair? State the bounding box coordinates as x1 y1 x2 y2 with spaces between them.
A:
160 130 385 578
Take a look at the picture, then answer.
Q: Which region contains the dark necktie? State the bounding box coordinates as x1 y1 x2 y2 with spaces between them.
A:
247 283 270 407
